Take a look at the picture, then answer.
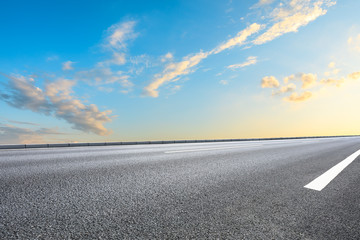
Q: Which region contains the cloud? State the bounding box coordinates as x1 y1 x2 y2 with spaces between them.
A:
106 21 138 50
283 74 295 83
76 68 133 89
97 21 138 68
46 55 59 62
219 80 229 85
211 23 263 54
143 51 209 97
261 76 280 88
46 79 113 135
143 23 262 97
161 52 174 62
272 83 296 95
227 56 258 69
251 0 275 9
143 1 335 98
0 124 65 144
8 120 39 126
0 74 113 135
0 73 52 114
348 34 360 52
284 91 312 102
328 61 335 68
253 0 335 45
348 71 360 80
282 72 317 89
62 61 75 71
320 78 344 87
301 73 317 89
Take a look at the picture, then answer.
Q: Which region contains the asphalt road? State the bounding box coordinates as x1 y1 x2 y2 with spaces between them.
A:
1 137 360 239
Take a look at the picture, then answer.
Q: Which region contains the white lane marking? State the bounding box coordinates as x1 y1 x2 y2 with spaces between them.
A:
165 144 263 153
304 148 360 191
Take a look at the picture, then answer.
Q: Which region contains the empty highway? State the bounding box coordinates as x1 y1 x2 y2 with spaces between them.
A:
1 137 360 239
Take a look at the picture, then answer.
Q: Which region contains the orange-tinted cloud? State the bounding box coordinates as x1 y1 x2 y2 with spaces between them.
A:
284 91 312 102
261 76 280 88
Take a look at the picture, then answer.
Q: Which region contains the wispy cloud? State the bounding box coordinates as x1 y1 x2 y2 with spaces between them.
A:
97 20 138 67
143 51 209 97
284 91 312 102
253 0 335 45
76 68 133 89
62 60 75 71
211 23 263 54
219 80 229 85
251 0 275 9
46 55 59 62
8 120 40 126
0 74 113 135
227 56 258 69
348 34 360 52
143 1 335 98
0 124 65 144
143 23 262 97
106 21 138 50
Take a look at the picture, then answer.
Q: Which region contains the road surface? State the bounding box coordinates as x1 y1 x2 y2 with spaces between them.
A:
1 137 360 239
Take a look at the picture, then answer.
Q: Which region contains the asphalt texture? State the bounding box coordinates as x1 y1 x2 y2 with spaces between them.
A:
1 137 360 239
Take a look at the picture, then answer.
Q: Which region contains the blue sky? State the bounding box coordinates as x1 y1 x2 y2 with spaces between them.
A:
1 0 360 144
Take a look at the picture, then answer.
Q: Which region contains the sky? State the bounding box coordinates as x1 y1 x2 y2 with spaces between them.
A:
1 0 360 144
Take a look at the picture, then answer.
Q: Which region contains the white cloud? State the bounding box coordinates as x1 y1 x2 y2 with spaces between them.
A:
261 76 280 88
0 74 113 135
62 61 75 71
253 0 335 45
211 23 263 54
227 56 258 69
142 1 335 98
106 21 138 50
143 51 209 97
97 21 138 68
143 23 262 97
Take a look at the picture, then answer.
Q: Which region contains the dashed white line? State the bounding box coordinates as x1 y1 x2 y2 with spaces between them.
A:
164 144 263 153
304 148 360 191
